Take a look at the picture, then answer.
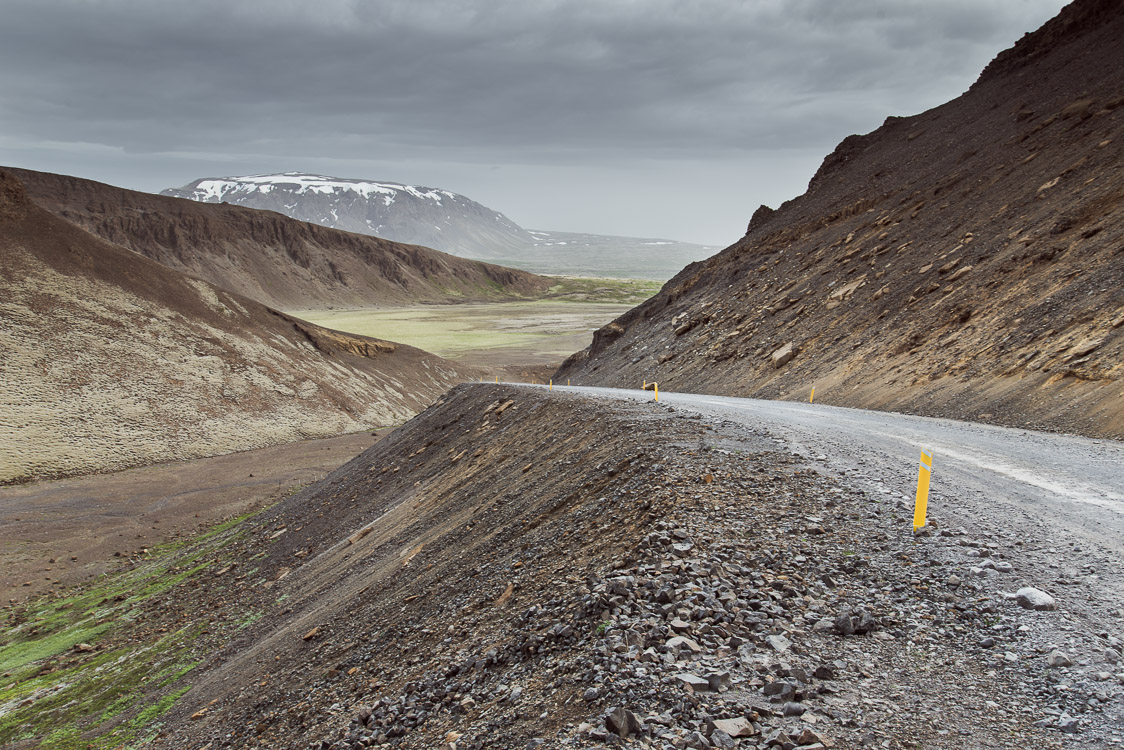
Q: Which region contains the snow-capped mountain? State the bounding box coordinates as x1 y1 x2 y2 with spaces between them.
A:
162 172 535 258
163 172 718 279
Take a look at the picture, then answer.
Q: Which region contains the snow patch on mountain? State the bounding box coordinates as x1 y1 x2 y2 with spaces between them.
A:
183 172 456 205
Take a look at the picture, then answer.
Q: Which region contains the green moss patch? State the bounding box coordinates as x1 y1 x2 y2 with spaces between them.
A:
0 506 267 747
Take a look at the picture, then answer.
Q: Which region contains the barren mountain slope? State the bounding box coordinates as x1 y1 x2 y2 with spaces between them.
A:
8 167 550 310
0 170 472 484
557 0 1124 439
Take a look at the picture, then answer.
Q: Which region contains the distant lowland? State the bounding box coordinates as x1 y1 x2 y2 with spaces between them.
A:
162 172 716 280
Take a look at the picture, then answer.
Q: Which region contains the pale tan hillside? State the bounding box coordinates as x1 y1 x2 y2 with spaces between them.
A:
0 170 473 484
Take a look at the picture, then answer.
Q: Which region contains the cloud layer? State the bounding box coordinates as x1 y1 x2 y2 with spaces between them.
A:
0 0 1067 244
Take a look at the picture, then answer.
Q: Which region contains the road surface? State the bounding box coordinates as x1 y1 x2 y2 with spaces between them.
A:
529 385 1124 620
545 385 1124 544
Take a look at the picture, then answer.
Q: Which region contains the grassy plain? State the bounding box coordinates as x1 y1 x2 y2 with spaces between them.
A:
290 276 663 372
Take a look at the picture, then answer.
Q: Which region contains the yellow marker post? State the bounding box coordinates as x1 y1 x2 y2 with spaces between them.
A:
549 379 553 391
495 376 498 383
810 387 815 403
643 380 647 389
913 449 933 530
567 379 571 386
654 383 659 402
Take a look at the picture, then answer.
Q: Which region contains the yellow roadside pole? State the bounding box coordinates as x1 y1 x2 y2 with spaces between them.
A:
810 387 815 403
643 380 648 389
654 383 659 402
567 379 571 386
913 449 933 531
495 376 498 383
549 379 553 391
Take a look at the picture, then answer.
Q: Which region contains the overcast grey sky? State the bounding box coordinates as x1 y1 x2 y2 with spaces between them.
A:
0 0 1067 245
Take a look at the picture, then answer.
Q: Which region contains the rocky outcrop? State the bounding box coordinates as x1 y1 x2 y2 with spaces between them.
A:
24 385 1112 748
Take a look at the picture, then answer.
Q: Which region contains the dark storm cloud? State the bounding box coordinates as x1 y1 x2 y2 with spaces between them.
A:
0 0 1067 243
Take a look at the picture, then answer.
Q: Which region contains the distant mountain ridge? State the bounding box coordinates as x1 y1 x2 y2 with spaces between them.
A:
162 172 715 280
162 172 535 259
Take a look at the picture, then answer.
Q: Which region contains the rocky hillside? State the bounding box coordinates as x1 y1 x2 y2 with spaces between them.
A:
162 172 536 260
6 384 1119 748
556 0 1124 439
0 169 473 484
9 167 549 310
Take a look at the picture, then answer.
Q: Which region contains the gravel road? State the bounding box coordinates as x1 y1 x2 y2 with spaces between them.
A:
530 384 1124 742
550 385 1124 550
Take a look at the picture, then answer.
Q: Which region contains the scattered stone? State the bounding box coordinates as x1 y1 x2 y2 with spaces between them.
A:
813 663 836 680
605 706 643 738
1046 650 1073 668
709 717 758 738
763 680 796 701
765 633 792 653
710 729 736 748
1057 714 1080 734
1015 587 1057 611
765 729 794 747
676 672 712 692
796 729 829 746
771 342 796 368
782 701 804 716
302 626 321 641
667 635 703 656
834 607 877 635
705 671 732 691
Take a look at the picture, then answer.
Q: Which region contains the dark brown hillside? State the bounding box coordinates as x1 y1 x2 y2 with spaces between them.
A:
0 169 474 483
7 167 550 310
557 0 1124 439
